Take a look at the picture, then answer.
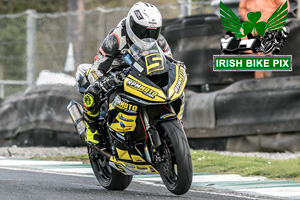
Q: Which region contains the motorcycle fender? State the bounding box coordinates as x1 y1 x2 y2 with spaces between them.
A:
152 114 178 127
160 113 176 119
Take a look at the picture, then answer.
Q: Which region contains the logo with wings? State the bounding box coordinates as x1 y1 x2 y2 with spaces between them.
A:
220 1 290 54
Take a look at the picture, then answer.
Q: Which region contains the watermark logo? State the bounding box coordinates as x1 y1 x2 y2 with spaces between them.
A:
214 1 292 71
214 55 291 71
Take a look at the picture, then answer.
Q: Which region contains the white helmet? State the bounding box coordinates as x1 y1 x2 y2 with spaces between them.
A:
126 2 162 48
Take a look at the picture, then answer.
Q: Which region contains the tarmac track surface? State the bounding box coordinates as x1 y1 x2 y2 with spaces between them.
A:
0 168 281 200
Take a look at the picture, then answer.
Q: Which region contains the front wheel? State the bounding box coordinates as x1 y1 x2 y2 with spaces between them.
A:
157 119 193 195
88 146 133 190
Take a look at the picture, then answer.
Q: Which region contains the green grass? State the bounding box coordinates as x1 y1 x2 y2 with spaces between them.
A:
191 150 300 182
31 150 300 182
32 154 90 163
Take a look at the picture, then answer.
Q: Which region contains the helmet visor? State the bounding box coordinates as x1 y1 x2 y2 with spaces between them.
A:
130 17 161 40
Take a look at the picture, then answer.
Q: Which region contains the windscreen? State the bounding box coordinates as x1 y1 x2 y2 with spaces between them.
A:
124 38 168 75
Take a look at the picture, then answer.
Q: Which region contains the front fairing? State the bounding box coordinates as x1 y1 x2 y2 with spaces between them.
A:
122 38 187 103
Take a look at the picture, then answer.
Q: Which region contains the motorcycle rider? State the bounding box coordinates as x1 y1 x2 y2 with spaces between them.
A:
76 2 179 146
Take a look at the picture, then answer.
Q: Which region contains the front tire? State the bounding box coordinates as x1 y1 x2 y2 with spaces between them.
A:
88 146 133 190
157 119 193 195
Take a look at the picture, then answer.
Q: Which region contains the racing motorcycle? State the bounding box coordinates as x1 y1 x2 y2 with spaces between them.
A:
67 38 192 195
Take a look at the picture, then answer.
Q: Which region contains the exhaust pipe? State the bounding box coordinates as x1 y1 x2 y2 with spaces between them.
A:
67 100 86 141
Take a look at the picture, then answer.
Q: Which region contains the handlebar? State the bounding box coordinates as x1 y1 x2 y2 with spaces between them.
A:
99 83 123 104
100 66 131 102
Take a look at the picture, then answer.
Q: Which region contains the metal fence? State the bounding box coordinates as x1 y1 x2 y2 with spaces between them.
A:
0 1 213 98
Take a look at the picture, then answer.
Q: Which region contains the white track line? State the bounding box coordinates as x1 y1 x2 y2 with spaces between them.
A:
1 159 298 199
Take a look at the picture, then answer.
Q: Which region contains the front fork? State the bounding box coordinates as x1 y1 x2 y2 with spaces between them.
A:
142 108 173 164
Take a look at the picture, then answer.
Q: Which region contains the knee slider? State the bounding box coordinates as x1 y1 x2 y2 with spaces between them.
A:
76 64 92 93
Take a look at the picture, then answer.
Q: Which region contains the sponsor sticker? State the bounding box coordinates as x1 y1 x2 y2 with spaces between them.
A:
113 96 138 113
174 68 186 93
214 55 292 71
83 94 94 108
134 10 144 20
127 80 158 99
133 62 144 73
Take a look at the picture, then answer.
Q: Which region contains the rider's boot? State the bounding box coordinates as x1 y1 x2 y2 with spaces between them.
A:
82 84 102 146
85 117 101 146
83 112 101 146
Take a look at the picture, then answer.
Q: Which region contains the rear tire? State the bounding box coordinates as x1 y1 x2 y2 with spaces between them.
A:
88 146 133 190
157 119 193 195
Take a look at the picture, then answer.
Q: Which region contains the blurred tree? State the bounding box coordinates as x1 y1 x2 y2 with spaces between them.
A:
84 0 177 9
0 16 26 80
298 0 300 18
0 0 177 14
0 0 68 14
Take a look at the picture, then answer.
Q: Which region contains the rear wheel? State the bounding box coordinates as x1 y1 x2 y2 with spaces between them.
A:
88 146 133 190
157 119 193 195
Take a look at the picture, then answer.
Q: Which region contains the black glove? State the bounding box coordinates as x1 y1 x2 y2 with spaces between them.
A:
173 59 186 70
175 60 185 67
114 71 126 83
94 75 115 92
101 75 116 92
165 55 186 69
